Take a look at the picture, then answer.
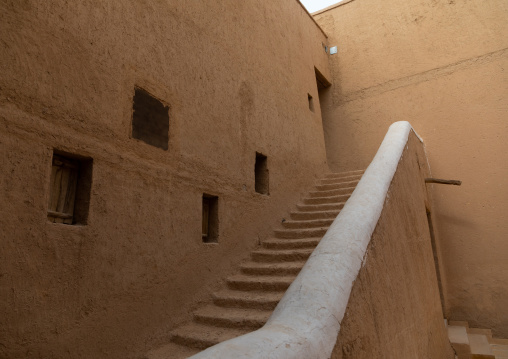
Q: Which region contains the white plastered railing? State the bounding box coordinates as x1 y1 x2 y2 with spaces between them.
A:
188 121 417 359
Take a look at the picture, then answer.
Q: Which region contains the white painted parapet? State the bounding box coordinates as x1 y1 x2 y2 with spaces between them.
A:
188 121 418 359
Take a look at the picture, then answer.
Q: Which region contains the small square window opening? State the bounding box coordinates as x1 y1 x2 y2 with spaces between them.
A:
132 87 170 150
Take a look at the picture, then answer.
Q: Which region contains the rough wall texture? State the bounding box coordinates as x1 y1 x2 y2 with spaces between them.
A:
314 0 508 337
331 132 454 359
0 1 331 358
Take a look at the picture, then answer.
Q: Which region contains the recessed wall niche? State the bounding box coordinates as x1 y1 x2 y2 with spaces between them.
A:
202 194 219 243
132 87 170 150
255 152 269 195
308 93 314 112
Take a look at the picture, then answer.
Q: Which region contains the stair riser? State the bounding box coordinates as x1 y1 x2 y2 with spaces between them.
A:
324 170 364 179
320 175 362 185
308 188 355 198
303 195 350 205
315 181 359 191
227 280 292 292
251 251 312 262
241 265 303 276
289 211 339 221
282 220 333 229
295 203 345 212
171 335 217 351
194 314 265 330
262 240 319 250
213 297 280 311
274 228 327 239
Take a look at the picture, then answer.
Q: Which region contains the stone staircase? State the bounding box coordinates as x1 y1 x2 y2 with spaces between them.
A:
145 170 364 359
448 320 508 359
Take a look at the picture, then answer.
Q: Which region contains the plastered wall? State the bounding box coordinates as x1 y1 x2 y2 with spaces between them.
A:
314 0 508 337
0 1 331 358
332 133 454 359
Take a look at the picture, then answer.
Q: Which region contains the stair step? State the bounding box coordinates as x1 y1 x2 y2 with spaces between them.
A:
251 248 314 262
315 180 360 191
469 333 494 356
307 187 356 198
171 323 249 350
324 170 364 179
240 261 306 275
274 227 327 239
145 342 200 359
491 344 508 358
194 305 271 329
303 194 350 205
227 274 295 291
449 321 470 328
289 210 340 221
491 338 508 345
320 174 363 185
468 327 493 339
296 202 345 212
262 237 320 250
282 218 334 229
212 289 284 310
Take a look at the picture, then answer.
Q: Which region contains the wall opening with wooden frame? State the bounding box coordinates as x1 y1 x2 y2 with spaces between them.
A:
202 194 219 243
47 151 93 225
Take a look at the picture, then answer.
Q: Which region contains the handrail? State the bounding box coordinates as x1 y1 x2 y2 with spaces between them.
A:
188 121 418 359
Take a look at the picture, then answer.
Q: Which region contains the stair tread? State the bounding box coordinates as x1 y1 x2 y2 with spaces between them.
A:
316 179 359 188
263 237 320 246
252 248 315 255
171 323 249 349
228 274 296 283
145 342 200 359
290 210 340 216
295 203 345 213
213 289 284 302
240 260 306 275
282 218 334 225
324 170 364 177
469 333 494 355
274 227 328 234
195 304 272 321
242 260 306 268
491 339 508 345
320 175 363 184
304 194 350 200
308 187 356 197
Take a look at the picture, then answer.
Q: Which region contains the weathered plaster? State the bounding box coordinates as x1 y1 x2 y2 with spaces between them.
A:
315 0 508 337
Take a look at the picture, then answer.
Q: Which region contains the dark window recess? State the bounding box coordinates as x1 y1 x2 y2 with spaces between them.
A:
47 153 93 225
255 152 269 195
308 93 314 112
202 194 219 243
132 87 169 150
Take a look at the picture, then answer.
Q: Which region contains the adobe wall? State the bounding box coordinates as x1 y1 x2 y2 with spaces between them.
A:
331 132 454 359
0 1 331 358
314 0 508 337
